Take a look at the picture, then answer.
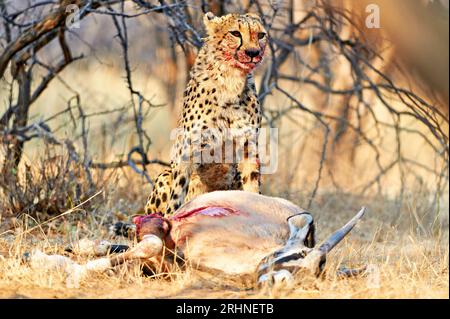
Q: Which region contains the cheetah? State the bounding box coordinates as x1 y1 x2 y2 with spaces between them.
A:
145 12 268 216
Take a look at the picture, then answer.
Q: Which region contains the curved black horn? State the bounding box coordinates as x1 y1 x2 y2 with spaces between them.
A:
318 207 366 254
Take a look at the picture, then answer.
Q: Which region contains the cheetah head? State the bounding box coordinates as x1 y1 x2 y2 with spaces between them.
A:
203 12 268 73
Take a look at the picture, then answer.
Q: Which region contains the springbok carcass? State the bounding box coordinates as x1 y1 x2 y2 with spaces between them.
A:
23 191 366 288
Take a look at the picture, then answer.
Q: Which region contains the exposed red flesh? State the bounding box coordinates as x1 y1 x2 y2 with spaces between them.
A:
132 206 243 244
172 205 241 222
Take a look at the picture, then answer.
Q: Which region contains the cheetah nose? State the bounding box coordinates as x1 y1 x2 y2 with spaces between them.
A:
245 49 260 58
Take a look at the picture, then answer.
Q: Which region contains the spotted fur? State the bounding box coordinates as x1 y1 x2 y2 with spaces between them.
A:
145 12 268 216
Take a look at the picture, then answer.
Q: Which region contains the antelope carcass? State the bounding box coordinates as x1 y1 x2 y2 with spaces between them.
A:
24 191 366 287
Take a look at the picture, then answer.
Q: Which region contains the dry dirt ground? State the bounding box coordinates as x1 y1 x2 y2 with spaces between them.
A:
0 191 448 299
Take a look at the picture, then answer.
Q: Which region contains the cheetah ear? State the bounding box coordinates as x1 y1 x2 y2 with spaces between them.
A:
204 12 216 21
203 12 218 34
245 13 262 22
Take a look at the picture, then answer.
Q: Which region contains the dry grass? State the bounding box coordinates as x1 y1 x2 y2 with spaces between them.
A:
0 181 448 299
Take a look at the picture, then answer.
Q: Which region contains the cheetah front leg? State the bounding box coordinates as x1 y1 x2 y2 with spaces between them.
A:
145 169 173 215
165 132 200 214
238 160 260 193
145 127 200 216
236 130 261 193
168 127 222 211
166 162 192 214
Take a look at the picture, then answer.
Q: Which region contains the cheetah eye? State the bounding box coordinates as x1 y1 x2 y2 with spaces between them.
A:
258 32 266 39
230 31 241 37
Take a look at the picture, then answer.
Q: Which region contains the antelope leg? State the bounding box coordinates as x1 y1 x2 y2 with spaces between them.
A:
24 235 163 288
108 234 163 266
65 238 129 256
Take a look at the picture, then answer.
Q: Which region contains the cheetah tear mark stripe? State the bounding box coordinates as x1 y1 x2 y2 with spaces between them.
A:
234 24 244 59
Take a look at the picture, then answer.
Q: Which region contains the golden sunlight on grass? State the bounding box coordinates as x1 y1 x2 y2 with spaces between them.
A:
0 189 447 299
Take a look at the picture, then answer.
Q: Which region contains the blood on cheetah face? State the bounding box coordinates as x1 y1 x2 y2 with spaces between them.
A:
203 12 268 73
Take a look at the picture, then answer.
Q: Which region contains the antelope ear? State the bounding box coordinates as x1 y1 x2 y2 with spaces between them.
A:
287 213 315 248
203 12 218 34
305 221 316 248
